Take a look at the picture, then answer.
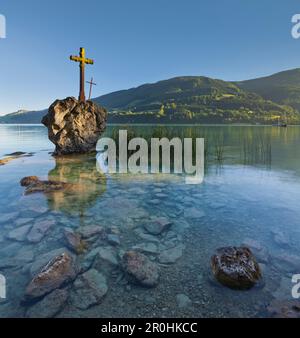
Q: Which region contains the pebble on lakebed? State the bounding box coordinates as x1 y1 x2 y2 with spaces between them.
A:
211 246 262 290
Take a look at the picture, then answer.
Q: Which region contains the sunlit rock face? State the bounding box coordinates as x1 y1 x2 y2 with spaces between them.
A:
42 97 107 155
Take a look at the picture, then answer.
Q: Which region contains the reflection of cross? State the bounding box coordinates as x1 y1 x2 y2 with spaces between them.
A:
86 77 97 100
70 48 94 102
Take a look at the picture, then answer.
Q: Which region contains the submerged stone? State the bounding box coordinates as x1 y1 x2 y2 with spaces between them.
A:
70 269 108 310
158 244 184 264
63 229 87 254
211 246 262 290
26 289 69 318
122 250 159 287
144 217 172 235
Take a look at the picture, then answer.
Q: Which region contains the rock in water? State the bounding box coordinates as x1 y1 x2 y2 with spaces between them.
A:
70 269 108 310
122 251 159 287
24 252 77 301
42 97 107 155
211 247 262 290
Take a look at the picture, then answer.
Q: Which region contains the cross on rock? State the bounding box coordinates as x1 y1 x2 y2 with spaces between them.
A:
86 77 97 100
70 48 94 102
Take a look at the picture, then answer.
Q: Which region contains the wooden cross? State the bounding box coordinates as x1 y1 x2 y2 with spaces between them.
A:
70 48 94 102
86 77 97 100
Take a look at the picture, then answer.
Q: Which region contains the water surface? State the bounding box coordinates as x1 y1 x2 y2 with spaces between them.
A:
0 124 300 318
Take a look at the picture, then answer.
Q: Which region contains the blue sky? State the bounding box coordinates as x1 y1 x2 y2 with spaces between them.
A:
0 0 300 114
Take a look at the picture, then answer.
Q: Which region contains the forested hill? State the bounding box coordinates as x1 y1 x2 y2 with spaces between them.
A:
2 69 300 124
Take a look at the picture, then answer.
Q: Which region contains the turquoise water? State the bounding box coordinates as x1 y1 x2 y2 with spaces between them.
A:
0 124 300 317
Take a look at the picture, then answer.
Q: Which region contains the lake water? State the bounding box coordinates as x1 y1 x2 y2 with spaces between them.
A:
0 124 300 318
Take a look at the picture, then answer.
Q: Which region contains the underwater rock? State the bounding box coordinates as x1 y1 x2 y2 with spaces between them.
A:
176 294 192 308
272 230 290 247
24 252 77 301
267 300 300 318
158 244 184 264
144 217 172 235
273 253 300 273
184 207 205 219
93 247 119 271
241 238 270 264
20 176 72 195
63 229 87 254
29 248 71 276
107 234 121 246
27 219 55 243
78 225 104 239
132 242 159 255
122 251 159 287
7 224 32 242
42 97 107 155
211 246 262 290
70 269 108 310
0 212 19 224
26 288 69 318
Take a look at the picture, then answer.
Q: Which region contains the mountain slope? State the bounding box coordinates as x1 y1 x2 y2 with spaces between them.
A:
0 109 47 124
235 68 300 111
2 69 300 124
94 76 298 124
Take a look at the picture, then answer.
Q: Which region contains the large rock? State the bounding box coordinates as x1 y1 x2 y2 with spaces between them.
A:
42 97 107 155
24 252 77 301
211 246 262 290
122 251 159 287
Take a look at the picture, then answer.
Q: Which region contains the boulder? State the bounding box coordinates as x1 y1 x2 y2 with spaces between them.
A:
211 246 262 290
24 252 77 301
42 97 107 155
122 251 159 287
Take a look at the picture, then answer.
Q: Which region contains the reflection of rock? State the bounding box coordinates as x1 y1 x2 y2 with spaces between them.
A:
20 176 71 195
211 247 262 290
267 300 300 318
0 152 33 166
42 97 107 155
24 253 77 301
122 251 159 287
46 154 106 215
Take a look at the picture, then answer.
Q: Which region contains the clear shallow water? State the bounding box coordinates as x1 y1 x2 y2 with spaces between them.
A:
0 124 300 317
